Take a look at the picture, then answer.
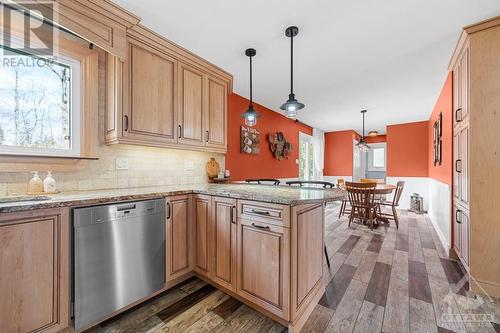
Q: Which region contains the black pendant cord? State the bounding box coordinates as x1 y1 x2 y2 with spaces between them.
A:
290 33 294 95
249 54 253 106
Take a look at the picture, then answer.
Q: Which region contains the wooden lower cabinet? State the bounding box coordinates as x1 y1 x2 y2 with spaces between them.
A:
166 195 192 285
0 208 69 333
210 196 237 291
236 218 290 320
193 194 211 276
454 204 470 268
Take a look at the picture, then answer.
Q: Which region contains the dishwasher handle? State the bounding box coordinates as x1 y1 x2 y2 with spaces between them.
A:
116 203 136 212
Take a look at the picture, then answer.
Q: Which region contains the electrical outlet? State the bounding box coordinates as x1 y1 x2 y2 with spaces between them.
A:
115 158 129 170
295 159 299 164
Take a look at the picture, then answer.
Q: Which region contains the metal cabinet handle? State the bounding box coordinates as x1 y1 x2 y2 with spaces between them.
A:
124 115 129 131
251 223 271 231
455 159 462 173
166 202 171 219
456 209 461 224
178 125 182 139
455 108 462 123
250 209 271 216
206 130 210 143
231 206 236 224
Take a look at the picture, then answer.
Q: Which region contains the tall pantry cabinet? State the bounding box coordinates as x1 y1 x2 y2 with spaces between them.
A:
450 16 500 299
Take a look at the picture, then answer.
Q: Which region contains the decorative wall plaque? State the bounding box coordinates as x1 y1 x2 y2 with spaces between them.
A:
240 126 260 155
268 132 292 160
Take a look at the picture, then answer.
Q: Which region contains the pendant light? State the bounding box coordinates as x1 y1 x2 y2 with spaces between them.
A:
356 110 371 152
280 26 305 119
241 48 260 127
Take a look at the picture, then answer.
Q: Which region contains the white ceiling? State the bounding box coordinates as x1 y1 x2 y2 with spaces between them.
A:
114 0 500 134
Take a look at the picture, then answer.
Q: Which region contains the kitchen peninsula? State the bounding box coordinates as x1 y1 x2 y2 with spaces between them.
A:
0 184 345 333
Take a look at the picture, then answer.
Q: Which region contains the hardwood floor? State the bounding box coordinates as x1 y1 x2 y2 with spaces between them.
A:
84 204 500 333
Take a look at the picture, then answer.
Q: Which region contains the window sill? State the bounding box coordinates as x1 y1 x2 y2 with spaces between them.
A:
0 154 98 172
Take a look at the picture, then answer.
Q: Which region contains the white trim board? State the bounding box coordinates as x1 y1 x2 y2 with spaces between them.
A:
427 178 451 250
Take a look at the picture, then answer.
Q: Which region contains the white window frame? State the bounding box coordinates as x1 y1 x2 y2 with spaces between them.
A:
367 143 386 172
299 132 316 181
0 48 82 158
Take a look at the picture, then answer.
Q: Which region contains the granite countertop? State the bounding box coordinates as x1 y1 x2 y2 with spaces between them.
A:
0 184 347 213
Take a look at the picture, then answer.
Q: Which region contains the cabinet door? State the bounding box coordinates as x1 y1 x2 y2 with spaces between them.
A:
0 209 69 333
178 62 205 146
193 194 211 276
453 63 461 125
205 75 227 150
459 125 469 207
124 40 178 143
453 131 461 201
460 47 469 122
166 195 192 284
236 219 289 320
211 196 237 291
460 208 470 266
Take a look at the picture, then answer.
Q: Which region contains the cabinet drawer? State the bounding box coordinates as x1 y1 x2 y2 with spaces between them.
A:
238 200 290 227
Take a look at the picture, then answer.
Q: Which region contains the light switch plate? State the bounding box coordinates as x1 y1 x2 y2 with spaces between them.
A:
295 159 299 164
116 158 129 170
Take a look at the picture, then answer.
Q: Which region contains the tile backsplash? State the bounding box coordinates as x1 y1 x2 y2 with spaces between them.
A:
0 145 224 196
0 50 225 197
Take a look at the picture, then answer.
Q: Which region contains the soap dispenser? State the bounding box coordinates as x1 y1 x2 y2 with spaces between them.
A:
28 171 43 194
43 171 56 193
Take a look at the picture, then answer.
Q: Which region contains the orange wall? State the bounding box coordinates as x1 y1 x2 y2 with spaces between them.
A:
386 121 429 177
226 93 312 181
324 130 358 176
428 73 453 185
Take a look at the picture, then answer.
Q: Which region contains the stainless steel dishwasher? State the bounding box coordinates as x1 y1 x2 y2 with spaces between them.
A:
73 199 166 330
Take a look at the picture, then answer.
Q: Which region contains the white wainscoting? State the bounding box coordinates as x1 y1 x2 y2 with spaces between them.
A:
428 178 451 250
386 177 430 211
323 175 353 185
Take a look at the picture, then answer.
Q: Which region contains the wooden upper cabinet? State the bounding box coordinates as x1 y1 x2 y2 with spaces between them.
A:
105 26 232 154
0 208 69 333
178 63 205 146
123 40 178 143
166 195 192 285
453 45 469 126
211 196 237 291
205 75 227 149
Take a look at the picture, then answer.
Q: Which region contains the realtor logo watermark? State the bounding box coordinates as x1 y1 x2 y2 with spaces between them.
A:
1 0 58 58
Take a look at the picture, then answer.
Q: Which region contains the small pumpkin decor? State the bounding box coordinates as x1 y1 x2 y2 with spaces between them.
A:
206 158 220 179
268 132 292 160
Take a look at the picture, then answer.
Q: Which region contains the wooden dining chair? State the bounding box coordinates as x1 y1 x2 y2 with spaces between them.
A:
245 178 281 185
377 181 405 228
345 181 378 230
337 178 351 218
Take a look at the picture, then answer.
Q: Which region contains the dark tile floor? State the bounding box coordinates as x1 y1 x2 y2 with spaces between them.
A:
84 204 500 333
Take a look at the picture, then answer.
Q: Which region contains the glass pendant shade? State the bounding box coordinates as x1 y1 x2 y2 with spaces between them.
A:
280 93 305 119
242 105 259 127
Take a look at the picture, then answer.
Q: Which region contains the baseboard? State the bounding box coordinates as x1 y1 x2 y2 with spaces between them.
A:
470 276 500 299
426 215 450 254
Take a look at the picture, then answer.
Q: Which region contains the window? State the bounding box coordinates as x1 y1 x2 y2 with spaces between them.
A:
367 144 386 171
372 147 385 168
0 46 81 157
299 132 315 181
